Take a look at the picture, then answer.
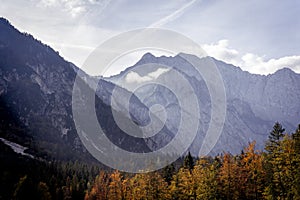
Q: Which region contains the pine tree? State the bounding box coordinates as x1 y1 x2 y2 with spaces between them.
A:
265 122 285 154
162 163 175 184
264 122 286 199
184 151 194 171
292 124 300 154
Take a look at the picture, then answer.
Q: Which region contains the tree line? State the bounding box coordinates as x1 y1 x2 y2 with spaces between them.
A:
1 122 299 199
0 143 102 200
85 122 300 200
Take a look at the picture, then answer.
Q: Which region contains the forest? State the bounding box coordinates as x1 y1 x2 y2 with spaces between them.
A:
1 122 300 200
85 122 300 200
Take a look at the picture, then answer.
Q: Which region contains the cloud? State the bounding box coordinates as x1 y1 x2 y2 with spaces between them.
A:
202 40 239 65
39 0 84 17
241 54 300 75
125 68 170 83
3 1 299 76
39 0 109 17
202 40 300 75
148 68 170 78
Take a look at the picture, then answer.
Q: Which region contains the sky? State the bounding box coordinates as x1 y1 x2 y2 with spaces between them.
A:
1 0 300 75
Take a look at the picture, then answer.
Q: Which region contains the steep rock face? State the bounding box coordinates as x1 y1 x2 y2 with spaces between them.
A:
0 18 81 160
109 53 300 155
0 18 169 161
215 59 300 126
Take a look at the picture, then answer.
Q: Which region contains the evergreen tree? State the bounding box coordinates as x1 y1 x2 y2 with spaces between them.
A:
162 163 175 184
265 122 285 154
292 124 300 154
184 151 194 171
264 122 286 199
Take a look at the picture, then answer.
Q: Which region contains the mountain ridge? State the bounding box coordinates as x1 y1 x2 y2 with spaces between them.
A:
0 17 170 162
108 52 300 154
0 17 299 158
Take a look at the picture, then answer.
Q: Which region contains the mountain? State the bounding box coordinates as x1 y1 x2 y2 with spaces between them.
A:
0 17 82 160
1 17 299 161
108 53 300 155
0 18 173 162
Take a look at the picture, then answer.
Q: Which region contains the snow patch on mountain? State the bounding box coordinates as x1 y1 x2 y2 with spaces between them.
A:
0 137 34 158
125 68 170 83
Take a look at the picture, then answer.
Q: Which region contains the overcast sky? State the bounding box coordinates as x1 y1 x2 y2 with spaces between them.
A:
1 0 300 75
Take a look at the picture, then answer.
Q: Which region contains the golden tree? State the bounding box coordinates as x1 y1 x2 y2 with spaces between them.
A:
85 171 109 200
193 157 219 200
108 170 123 200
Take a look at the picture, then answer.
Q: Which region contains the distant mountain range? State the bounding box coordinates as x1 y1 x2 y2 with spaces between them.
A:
109 53 300 154
0 17 299 163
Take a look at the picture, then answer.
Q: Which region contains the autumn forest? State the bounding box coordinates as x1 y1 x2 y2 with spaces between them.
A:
1 122 300 200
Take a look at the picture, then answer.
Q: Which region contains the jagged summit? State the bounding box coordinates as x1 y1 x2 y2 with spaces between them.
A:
109 52 300 154
141 52 156 59
272 67 298 76
136 52 299 77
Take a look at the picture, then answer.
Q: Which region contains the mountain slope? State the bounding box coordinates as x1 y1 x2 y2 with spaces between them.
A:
1 17 298 158
108 53 300 154
0 18 168 162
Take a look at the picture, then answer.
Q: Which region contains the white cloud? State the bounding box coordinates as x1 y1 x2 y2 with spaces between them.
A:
202 40 300 75
125 68 170 83
241 54 300 75
125 72 152 83
39 0 57 7
202 40 239 65
148 68 170 78
39 0 108 17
